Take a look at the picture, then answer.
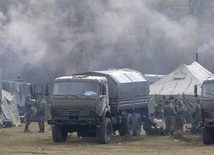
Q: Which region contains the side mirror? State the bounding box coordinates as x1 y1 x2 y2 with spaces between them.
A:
45 84 49 96
194 85 198 97
101 85 106 95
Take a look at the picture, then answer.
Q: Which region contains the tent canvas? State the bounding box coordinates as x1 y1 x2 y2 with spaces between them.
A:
149 61 213 119
0 90 21 127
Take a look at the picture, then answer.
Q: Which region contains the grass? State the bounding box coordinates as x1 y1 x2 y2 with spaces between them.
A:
0 123 213 155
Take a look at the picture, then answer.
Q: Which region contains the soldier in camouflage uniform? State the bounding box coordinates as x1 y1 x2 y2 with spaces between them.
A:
36 96 47 133
174 100 186 136
24 96 36 132
190 103 201 134
164 100 176 135
154 100 164 119
143 113 157 135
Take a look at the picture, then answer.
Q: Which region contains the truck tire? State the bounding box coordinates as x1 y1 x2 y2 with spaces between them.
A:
133 113 141 137
52 125 68 142
202 128 214 145
119 113 134 136
96 117 112 144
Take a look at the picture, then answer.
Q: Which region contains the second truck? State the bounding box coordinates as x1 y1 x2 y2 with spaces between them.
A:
48 68 149 144
195 76 214 144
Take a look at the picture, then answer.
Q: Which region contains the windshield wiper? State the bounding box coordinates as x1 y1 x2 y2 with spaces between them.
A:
75 94 90 99
53 94 79 98
65 94 79 99
205 93 214 96
53 94 69 98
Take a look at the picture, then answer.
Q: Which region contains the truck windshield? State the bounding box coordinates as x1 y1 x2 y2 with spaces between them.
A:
202 83 214 96
52 81 98 96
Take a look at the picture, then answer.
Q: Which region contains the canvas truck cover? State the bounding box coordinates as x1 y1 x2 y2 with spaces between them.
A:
74 68 149 99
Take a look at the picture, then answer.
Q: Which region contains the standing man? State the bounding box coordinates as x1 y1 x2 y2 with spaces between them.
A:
190 102 201 134
24 95 36 132
174 100 186 135
154 100 164 119
36 95 47 133
164 100 176 135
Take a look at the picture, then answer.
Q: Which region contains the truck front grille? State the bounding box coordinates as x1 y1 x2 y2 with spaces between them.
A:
51 108 94 116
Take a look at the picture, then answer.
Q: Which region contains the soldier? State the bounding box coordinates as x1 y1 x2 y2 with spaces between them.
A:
24 95 36 132
161 95 167 107
174 100 186 136
154 100 164 119
36 95 47 133
164 100 176 135
190 103 201 134
143 113 157 135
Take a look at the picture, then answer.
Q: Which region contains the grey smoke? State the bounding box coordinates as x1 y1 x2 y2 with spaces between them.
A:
197 38 214 53
0 0 207 85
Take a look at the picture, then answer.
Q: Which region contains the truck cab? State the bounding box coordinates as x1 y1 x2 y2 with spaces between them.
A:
195 77 214 144
49 75 109 124
48 75 112 143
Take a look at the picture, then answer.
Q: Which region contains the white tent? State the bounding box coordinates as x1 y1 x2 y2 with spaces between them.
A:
149 61 213 120
0 90 21 127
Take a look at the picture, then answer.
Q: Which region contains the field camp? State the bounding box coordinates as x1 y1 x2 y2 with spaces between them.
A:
1 61 214 154
1 0 214 155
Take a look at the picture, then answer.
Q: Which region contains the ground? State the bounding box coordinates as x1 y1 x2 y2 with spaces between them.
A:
0 123 213 155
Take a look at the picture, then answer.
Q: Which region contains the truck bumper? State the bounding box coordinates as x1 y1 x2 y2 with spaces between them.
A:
202 118 214 128
47 116 97 126
201 122 214 128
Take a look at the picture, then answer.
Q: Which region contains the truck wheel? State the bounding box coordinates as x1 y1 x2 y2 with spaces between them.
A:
52 125 68 142
133 113 141 137
118 127 126 136
119 113 134 136
96 117 112 144
202 128 214 145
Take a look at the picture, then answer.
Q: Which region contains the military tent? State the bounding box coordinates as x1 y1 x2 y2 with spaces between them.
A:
149 61 213 118
0 90 21 127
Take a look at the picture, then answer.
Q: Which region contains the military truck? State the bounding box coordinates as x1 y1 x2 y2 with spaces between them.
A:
2 74 32 118
48 68 149 144
2 74 45 122
194 76 214 144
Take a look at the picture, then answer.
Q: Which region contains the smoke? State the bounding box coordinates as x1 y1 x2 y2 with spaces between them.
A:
197 38 214 53
0 0 201 84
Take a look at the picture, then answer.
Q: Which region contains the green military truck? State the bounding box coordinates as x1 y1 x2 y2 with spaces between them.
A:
195 77 214 144
48 68 149 144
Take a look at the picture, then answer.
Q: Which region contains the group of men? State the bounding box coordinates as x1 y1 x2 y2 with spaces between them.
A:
24 95 47 133
143 96 201 136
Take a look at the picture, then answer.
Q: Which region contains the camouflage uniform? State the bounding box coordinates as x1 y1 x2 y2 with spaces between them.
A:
24 96 35 132
143 114 157 135
164 101 176 135
190 104 201 134
174 102 186 134
154 100 164 119
37 97 46 133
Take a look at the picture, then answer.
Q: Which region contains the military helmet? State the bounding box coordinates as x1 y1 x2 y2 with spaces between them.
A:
158 100 163 103
168 95 174 101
